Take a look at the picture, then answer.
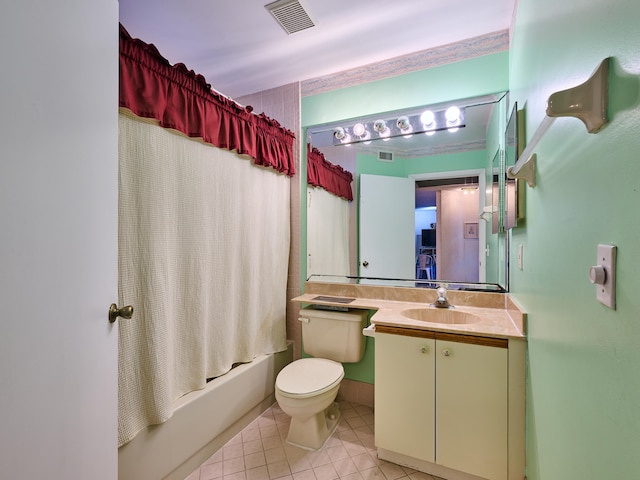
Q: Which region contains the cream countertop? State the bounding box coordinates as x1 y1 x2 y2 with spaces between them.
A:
293 282 526 340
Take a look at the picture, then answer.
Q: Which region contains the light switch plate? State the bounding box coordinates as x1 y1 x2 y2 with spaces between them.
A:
595 244 616 309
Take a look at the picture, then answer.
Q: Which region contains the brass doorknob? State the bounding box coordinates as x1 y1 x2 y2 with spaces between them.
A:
109 303 134 323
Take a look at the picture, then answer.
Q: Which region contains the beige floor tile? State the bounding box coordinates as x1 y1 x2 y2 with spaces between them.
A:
243 428 263 443
223 457 246 476
246 466 270 480
340 473 364 480
224 472 247 480
350 453 377 472
245 452 267 469
359 467 386 480
244 439 265 456
184 401 447 480
260 424 280 438
265 446 287 465
292 470 317 480
263 434 285 450
325 444 350 462
267 460 292 479
288 455 313 474
308 450 331 468
224 443 246 460
313 463 339 480
378 463 406 480
332 458 358 477
201 462 223 480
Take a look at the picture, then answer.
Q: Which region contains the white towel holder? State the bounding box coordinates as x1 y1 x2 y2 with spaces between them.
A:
508 57 610 188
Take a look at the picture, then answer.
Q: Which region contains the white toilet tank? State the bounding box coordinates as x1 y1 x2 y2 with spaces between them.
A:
300 307 369 363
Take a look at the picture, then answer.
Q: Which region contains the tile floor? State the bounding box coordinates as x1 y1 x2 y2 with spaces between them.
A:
184 401 444 480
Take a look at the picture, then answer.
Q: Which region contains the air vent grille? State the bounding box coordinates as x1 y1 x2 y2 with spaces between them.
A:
378 151 394 162
265 0 315 35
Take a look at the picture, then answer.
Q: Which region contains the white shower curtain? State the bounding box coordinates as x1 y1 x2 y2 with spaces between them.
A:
117 111 290 447
306 186 350 278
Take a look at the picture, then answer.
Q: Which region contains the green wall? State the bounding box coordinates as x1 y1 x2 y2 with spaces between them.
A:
509 0 640 478
302 52 509 128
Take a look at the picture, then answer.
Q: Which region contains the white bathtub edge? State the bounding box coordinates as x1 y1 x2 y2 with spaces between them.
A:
118 343 293 480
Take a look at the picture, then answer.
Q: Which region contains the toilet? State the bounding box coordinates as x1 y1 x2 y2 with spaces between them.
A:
275 307 369 450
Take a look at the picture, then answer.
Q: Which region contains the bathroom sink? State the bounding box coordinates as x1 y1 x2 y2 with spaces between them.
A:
400 308 481 325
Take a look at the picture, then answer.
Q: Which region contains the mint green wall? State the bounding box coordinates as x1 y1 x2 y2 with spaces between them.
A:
302 52 509 127
356 150 486 176
509 0 640 478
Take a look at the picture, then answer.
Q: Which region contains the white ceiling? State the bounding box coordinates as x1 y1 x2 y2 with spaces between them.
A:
119 0 516 100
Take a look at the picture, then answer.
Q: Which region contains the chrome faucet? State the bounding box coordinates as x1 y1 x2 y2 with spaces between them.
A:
434 285 451 308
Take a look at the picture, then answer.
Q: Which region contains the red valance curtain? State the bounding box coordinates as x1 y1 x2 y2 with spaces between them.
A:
119 24 295 176
307 145 354 201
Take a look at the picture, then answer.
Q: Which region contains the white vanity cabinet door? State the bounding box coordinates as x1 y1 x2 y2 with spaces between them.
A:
375 332 436 463
436 338 508 480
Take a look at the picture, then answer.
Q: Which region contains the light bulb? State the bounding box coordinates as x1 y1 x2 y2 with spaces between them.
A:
445 106 461 122
373 119 387 133
397 116 411 131
353 123 366 137
333 127 346 140
420 110 435 128
445 106 461 127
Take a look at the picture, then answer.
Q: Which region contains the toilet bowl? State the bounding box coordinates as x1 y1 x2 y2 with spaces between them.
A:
275 357 345 450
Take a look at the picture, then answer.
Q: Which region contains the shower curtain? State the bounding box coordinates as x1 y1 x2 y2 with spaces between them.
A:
306 145 353 278
117 25 294 447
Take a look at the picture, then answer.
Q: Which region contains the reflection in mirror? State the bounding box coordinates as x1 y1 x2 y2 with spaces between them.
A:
306 92 511 291
491 149 502 234
505 102 521 230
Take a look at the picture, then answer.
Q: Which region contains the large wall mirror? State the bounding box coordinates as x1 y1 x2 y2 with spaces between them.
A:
304 92 513 292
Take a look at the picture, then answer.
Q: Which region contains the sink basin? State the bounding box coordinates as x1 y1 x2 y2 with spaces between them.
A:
400 307 481 325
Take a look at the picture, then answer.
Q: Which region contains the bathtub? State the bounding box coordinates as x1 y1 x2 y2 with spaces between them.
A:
118 343 293 480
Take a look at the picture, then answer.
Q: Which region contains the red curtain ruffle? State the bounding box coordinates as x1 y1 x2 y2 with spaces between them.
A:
307 145 354 201
119 24 295 176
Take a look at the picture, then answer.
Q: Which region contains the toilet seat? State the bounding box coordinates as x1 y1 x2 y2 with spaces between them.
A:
276 358 344 399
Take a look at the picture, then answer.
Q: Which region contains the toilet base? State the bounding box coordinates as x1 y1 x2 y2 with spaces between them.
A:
285 402 341 451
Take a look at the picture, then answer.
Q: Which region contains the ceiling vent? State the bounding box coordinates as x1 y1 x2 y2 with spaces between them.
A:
378 151 394 162
265 0 315 35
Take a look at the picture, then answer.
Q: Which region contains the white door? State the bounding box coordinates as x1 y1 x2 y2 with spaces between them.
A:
359 174 415 279
0 4 118 479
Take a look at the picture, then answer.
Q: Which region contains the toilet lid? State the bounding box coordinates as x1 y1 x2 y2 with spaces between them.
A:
276 358 344 397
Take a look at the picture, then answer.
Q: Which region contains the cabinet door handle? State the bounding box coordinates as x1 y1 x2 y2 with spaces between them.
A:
419 346 429 354
442 348 452 357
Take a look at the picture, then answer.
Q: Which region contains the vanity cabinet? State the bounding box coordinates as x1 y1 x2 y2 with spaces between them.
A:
375 326 519 480
375 332 436 463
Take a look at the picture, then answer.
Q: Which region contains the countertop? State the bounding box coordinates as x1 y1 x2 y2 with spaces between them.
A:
292 282 526 340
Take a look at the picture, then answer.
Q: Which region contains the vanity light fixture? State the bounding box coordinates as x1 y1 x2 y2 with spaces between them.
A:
332 106 465 146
